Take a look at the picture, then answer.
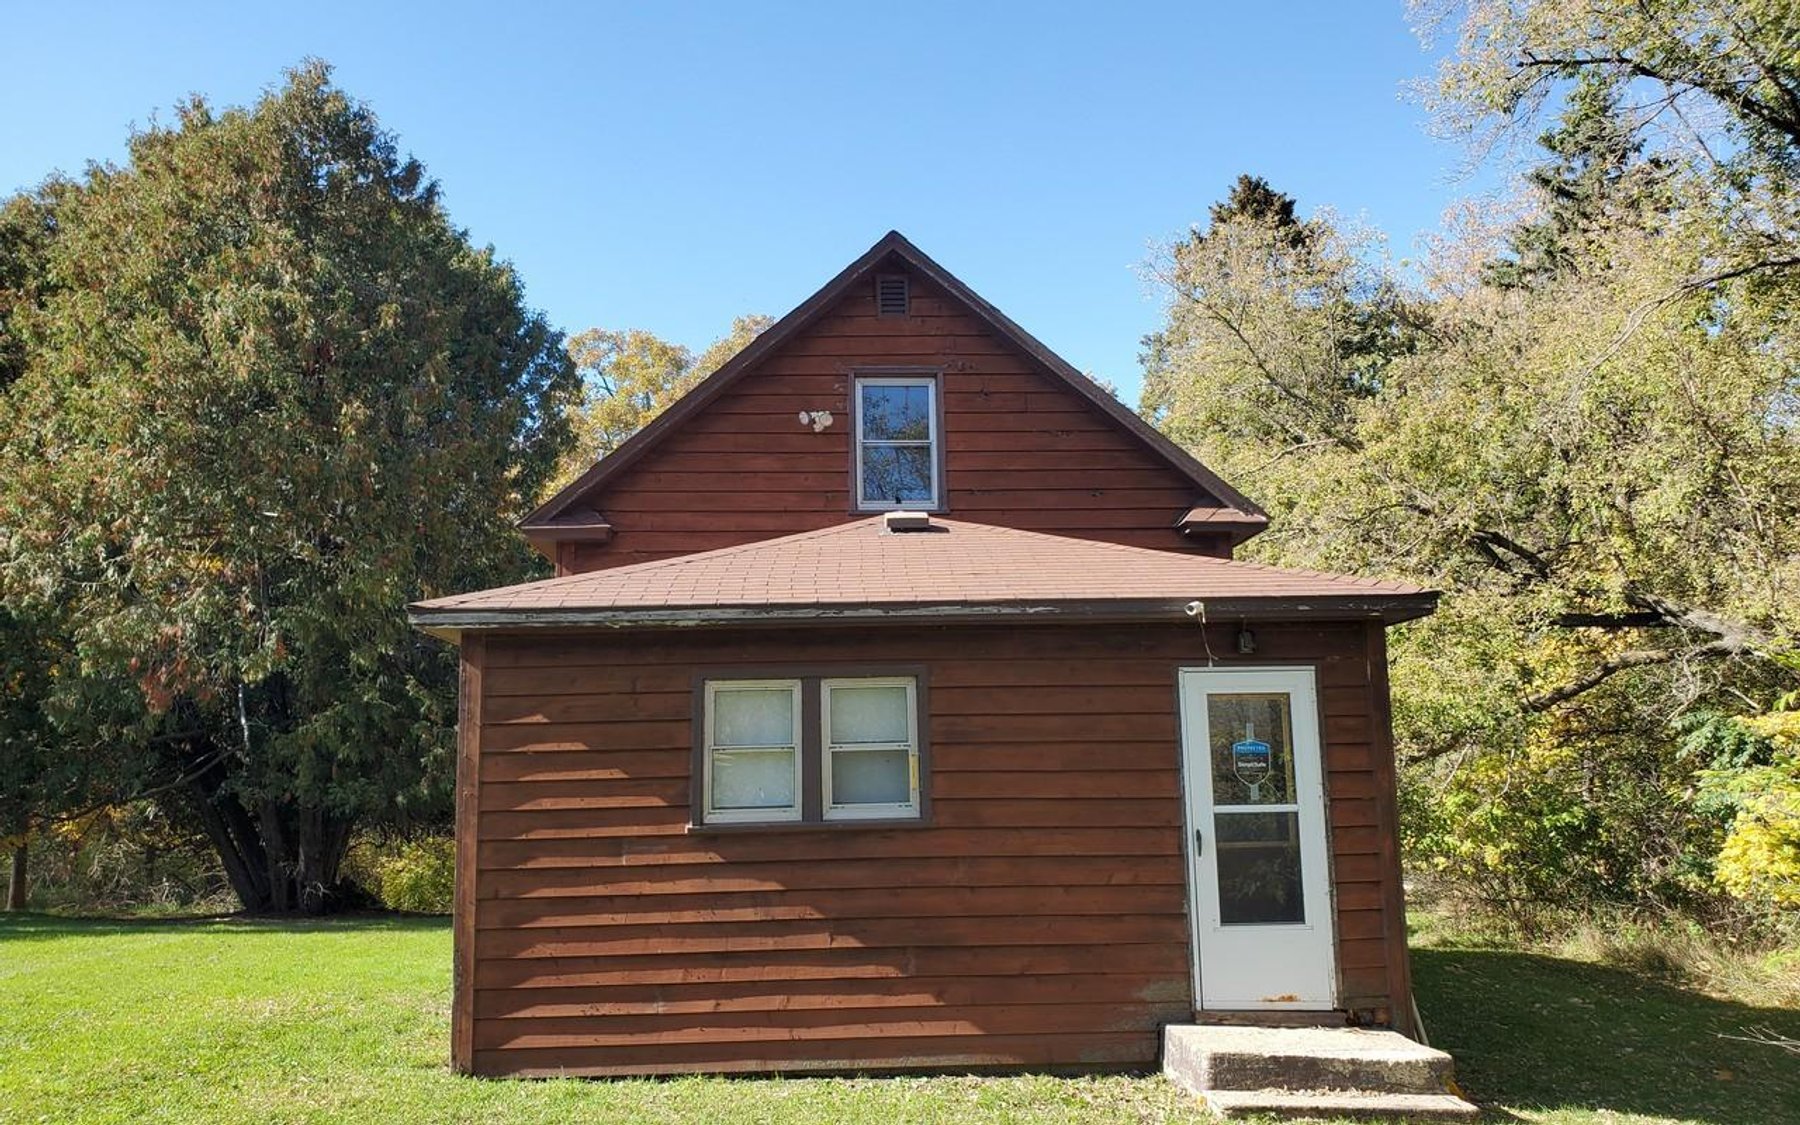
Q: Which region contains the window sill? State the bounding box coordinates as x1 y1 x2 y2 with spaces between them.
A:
687 817 930 835
854 505 947 515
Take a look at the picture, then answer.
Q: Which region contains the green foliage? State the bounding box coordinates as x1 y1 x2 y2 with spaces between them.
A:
1206 174 1308 247
13 803 233 915
1414 0 1800 185
344 835 454 913
1481 72 1671 289
1141 183 1406 460
1697 706 1800 908
0 62 577 912
1144 153 1800 922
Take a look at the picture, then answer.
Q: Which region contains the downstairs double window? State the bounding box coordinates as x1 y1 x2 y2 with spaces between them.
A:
698 675 924 826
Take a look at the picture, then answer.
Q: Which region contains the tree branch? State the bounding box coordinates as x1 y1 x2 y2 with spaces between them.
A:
1553 611 1670 629
1526 592 1779 711
1523 641 1737 711
1468 528 1555 584
1516 51 1800 146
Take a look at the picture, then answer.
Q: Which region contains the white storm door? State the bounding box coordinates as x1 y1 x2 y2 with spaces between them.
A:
1178 666 1336 1010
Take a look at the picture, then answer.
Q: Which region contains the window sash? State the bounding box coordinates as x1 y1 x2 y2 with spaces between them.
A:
821 677 920 820
854 376 938 510
702 680 803 823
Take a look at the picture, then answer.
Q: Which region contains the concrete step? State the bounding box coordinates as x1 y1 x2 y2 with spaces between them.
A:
1201 1089 1480 1121
1164 1025 1457 1095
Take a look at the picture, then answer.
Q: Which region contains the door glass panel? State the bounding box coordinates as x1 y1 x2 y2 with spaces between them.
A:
1207 692 1296 806
1214 810 1305 924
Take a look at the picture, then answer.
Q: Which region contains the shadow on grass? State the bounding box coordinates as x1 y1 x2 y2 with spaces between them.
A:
1415 947 1800 1124
0 910 450 943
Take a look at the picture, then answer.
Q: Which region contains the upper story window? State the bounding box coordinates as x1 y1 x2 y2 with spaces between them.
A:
854 374 939 510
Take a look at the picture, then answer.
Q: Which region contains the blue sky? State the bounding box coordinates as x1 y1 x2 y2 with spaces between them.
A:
1 2 1505 403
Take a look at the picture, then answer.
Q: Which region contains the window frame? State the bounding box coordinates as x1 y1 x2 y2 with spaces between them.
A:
691 668 930 830
700 678 804 825
852 372 942 512
821 676 921 821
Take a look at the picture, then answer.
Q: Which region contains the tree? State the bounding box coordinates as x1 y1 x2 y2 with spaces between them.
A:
1481 73 1672 288
555 313 771 487
0 62 578 913
1208 175 1309 247
1414 0 1800 288
1141 178 1409 474
1388 0 1800 916
1142 169 1800 916
1414 0 1800 172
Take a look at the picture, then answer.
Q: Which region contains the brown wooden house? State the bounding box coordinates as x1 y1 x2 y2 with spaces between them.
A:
409 232 1437 1079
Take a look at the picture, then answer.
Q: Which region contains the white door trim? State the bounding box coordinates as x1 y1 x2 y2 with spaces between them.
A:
1177 665 1337 1011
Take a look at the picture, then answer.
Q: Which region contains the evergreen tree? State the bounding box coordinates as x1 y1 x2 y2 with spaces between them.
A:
1483 74 1668 288
0 63 578 913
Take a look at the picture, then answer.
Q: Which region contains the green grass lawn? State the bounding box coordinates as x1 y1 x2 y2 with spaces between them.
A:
1 914 1796 1125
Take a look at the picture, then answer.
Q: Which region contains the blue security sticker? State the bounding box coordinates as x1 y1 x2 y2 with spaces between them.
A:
1232 739 1272 787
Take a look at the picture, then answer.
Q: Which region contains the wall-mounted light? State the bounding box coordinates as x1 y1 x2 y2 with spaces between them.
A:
797 410 834 433
1236 625 1257 655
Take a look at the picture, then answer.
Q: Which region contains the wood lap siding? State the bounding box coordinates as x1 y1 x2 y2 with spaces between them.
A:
462 621 1401 1077
564 273 1223 573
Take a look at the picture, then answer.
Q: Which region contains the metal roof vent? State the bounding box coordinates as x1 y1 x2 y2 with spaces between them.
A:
876 274 910 317
884 511 932 532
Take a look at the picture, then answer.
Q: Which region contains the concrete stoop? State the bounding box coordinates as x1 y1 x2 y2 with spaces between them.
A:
1162 1025 1480 1122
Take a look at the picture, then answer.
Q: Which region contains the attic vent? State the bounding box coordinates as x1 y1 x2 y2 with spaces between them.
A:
884 511 932 532
876 274 910 317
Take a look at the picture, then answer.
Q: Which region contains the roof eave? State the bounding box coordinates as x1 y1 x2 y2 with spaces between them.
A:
406 592 1438 634
521 521 613 561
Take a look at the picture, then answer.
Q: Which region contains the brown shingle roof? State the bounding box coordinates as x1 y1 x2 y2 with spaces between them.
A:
410 517 1435 632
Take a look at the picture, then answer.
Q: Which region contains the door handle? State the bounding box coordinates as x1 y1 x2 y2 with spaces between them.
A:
1194 828 1204 858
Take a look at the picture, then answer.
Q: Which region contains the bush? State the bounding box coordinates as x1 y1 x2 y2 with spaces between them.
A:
344 836 455 914
17 803 235 916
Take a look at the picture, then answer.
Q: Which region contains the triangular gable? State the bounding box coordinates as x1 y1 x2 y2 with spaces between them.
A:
524 232 1265 539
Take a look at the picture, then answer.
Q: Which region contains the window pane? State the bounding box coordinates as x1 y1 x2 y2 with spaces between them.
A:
1207 692 1296 806
831 748 911 805
712 687 795 748
829 684 910 745
860 444 933 504
860 384 932 441
711 749 796 810
1215 811 1305 925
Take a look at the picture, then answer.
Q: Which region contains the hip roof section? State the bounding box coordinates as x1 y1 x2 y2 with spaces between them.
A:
411 516 1436 631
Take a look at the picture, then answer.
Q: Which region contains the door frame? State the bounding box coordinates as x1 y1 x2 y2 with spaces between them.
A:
1176 663 1339 1012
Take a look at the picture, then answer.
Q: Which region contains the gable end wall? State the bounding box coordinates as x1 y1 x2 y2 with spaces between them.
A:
561 268 1229 573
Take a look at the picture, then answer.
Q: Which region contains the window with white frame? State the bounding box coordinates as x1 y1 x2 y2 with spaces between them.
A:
822 677 919 819
702 680 803 823
854 375 939 510
696 674 924 827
